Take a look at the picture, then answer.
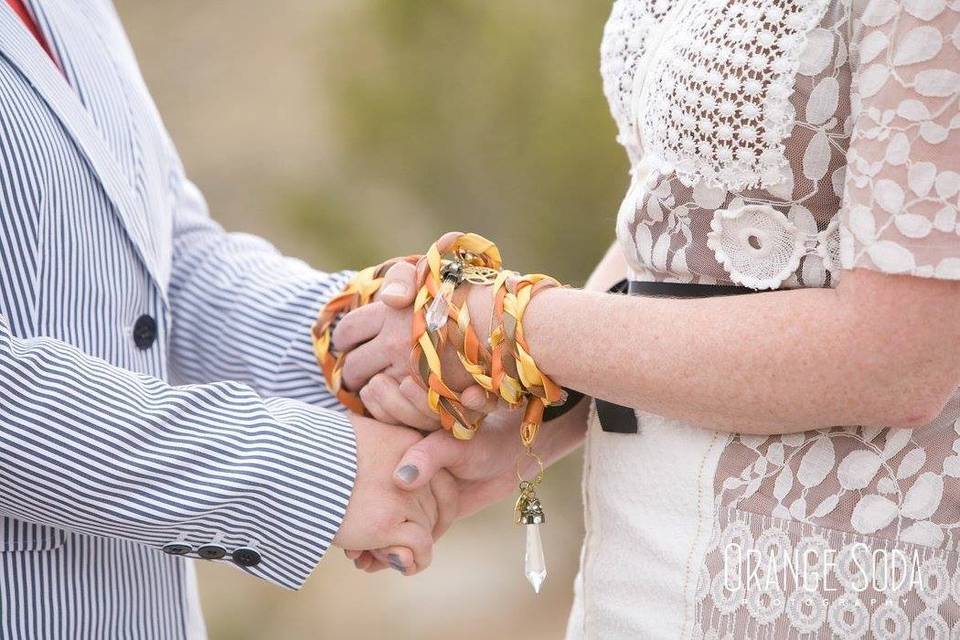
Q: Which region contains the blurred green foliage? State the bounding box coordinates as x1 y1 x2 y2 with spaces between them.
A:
307 0 627 283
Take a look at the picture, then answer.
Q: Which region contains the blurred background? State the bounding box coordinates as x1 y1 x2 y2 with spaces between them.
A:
114 1 628 638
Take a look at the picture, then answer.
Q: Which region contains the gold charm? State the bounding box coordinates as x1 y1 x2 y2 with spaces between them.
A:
515 482 546 525
463 265 499 286
428 260 498 331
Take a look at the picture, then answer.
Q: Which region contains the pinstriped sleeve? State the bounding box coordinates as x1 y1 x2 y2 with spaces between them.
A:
0 311 356 589
167 177 354 412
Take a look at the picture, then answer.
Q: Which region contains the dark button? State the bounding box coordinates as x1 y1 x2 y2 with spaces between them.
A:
197 543 227 560
133 314 158 350
231 547 262 568
162 542 192 556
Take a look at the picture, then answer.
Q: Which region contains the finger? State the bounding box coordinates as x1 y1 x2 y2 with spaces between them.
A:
341 339 393 391
368 546 415 575
393 522 434 575
399 377 444 429
358 392 394 426
399 378 486 438
353 552 374 571
361 374 440 430
429 469 460 539
378 261 418 309
410 476 439 535
394 429 468 490
363 561 387 573
332 302 386 353
356 376 396 425
461 384 499 413
349 550 394 573
360 558 394 573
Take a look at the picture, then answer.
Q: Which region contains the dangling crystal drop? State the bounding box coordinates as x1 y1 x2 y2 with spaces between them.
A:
524 523 546 593
426 294 450 332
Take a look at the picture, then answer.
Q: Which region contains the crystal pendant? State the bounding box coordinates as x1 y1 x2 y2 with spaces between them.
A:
525 523 547 593
518 490 546 593
425 294 450 332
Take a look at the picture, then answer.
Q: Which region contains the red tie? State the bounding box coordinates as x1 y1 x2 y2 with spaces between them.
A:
6 0 57 63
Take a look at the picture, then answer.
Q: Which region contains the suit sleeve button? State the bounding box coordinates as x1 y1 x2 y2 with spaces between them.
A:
197 544 227 560
231 547 262 567
162 542 192 555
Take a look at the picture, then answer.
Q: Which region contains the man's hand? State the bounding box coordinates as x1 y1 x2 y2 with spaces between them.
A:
331 284 414 393
342 378 531 573
332 260 493 424
332 414 459 575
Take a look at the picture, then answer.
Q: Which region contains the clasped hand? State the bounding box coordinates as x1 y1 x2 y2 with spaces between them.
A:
330 257 526 574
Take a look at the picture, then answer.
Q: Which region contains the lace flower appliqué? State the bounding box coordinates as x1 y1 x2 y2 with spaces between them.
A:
707 204 838 289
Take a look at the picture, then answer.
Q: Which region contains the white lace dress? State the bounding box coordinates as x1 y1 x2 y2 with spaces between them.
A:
566 0 960 637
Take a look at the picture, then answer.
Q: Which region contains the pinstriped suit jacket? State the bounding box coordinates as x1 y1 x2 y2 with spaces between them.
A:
0 1 358 637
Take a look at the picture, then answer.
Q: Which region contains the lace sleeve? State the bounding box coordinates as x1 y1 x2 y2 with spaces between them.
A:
840 0 960 279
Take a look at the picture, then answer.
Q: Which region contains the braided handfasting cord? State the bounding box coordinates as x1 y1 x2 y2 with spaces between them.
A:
502 274 565 446
416 251 564 445
311 256 418 414
312 232 564 446
488 270 525 406
410 233 502 440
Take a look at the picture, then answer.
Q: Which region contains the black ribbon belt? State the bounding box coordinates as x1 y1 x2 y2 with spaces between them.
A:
545 279 760 433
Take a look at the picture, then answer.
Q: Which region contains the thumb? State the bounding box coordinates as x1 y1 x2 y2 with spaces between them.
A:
393 430 466 491
379 260 417 309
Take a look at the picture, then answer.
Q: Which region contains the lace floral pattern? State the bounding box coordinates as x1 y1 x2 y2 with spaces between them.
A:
694 394 960 637
600 0 675 167
640 0 833 191
610 0 853 289
841 0 960 279
604 0 960 289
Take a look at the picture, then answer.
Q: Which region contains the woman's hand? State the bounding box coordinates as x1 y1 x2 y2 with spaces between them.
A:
345 375 590 573
392 394 528 517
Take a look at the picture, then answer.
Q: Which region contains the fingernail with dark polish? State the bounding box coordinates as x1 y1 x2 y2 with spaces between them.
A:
395 464 419 484
388 553 405 574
